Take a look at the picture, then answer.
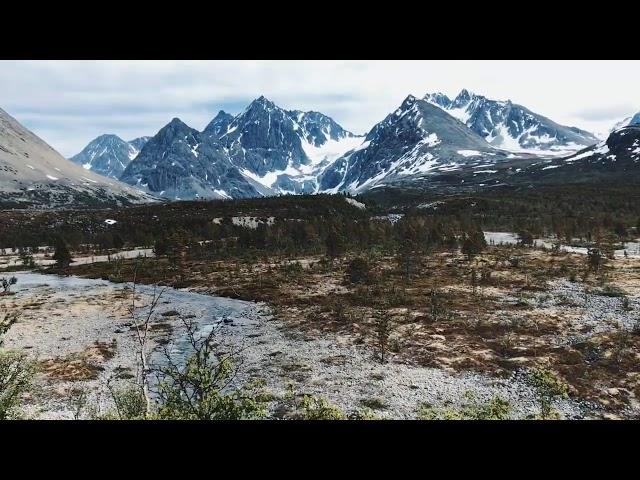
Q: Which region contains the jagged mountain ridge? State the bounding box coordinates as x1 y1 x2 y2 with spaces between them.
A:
424 89 598 154
318 95 515 193
120 96 363 199
610 112 640 134
129 136 151 152
381 125 640 192
119 118 267 200
511 125 640 185
70 134 151 179
107 92 627 201
202 111 234 140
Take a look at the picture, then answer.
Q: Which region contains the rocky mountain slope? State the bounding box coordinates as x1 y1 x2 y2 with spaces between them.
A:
120 117 268 200
375 125 640 194
32 91 634 205
0 107 154 209
424 89 598 154
70 134 150 178
610 112 640 135
120 96 363 199
512 125 640 185
318 95 518 193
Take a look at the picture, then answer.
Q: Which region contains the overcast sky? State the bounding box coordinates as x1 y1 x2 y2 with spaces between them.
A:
1 60 639 157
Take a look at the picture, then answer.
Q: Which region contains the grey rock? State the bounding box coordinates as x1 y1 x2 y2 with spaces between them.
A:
0 106 154 209
202 110 234 140
319 95 508 192
120 118 262 200
70 134 150 179
424 89 598 153
120 96 363 200
514 125 640 184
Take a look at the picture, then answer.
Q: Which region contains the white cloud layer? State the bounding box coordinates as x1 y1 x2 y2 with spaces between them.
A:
1 60 639 156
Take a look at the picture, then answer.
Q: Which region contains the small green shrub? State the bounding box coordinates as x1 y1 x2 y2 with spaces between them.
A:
527 367 569 419
469 396 512 420
348 407 380 420
417 395 511 420
299 395 345 420
103 383 147 420
0 351 35 420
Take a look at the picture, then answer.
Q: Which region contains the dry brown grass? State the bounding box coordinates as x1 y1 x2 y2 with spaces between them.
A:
40 340 117 381
62 244 640 413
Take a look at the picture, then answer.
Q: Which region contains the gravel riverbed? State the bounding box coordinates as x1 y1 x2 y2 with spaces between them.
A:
2 272 594 419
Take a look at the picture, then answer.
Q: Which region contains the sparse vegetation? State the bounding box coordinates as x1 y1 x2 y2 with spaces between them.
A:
52 237 73 269
0 313 18 341
417 394 511 420
587 248 604 274
0 351 35 420
298 394 345 420
5 188 640 420
67 387 88 420
374 310 393 364
345 257 371 284
0 311 35 420
527 367 569 419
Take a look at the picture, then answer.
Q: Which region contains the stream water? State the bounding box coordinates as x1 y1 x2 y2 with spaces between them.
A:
6 272 263 375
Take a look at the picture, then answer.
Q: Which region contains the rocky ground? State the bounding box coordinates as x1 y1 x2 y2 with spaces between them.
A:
4 239 640 419
1 271 592 419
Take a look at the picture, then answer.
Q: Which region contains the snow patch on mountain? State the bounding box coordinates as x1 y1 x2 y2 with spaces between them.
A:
240 164 300 189
424 89 598 155
300 135 364 170
71 134 151 179
565 142 610 163
213 189 231 199
344 197 365 209
128 145 139 161
457 150 483 157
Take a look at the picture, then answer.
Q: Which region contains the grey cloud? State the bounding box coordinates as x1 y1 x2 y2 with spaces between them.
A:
574 104 637 121
2 60 639 157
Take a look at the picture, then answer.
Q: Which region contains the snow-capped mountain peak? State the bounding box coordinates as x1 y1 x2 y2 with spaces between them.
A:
423 92 451 108
70 134 151 179
424 89 598 155
318 96 506 194
206 96 365 194
451 88 475 107
203 111 234 139
393 94 420 115
119 116 261 201
288 110 357 147
240 95 278 117
118 98 364 199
